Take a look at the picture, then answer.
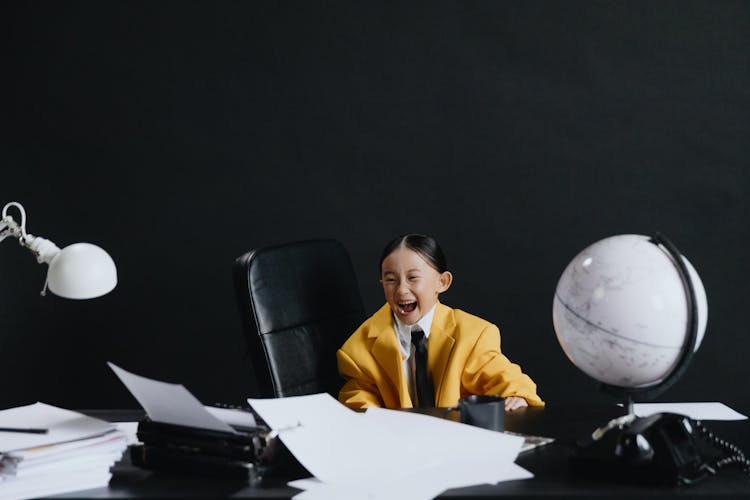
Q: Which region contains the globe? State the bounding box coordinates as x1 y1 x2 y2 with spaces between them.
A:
552 234 708 392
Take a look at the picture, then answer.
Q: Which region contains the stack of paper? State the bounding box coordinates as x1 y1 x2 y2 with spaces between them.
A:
0 403 128 500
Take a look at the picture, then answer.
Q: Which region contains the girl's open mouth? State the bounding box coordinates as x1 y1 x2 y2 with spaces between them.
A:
398 302 417 314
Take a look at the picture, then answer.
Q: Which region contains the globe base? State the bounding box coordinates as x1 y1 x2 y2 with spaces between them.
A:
580 382 750 486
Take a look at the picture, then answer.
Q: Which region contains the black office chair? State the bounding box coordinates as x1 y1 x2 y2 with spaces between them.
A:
233 239 366 398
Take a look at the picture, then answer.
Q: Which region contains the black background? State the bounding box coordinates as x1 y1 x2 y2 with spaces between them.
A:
2 1 748 414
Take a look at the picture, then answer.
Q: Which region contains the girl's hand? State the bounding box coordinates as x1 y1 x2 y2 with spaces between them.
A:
504 396 528 411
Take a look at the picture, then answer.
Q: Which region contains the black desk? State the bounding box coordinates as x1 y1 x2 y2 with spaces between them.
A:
52 407 750 499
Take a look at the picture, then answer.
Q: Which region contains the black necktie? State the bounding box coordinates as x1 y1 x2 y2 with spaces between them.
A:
411 329 434 408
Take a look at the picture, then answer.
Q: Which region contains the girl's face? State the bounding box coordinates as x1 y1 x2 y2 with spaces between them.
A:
380 246 452 325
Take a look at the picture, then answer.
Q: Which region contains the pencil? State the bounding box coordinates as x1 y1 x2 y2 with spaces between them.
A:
0 427 49 434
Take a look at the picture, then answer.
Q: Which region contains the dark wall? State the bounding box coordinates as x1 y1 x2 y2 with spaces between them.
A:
3 1 749 413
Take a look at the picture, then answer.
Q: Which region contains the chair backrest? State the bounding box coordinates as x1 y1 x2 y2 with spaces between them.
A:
233 239 366 398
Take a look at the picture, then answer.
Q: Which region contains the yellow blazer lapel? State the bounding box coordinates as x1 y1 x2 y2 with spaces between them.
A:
369 305 412 407
428 302 456 407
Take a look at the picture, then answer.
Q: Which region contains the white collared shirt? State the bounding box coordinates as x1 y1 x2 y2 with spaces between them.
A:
392 304 437 406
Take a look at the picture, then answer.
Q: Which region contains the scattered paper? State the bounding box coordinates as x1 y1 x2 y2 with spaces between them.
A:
248 394 383 485
632 402 747 421
107 362 237 433
249 393 529 500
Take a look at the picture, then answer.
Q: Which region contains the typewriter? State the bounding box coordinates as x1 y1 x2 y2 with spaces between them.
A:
130 407 301 484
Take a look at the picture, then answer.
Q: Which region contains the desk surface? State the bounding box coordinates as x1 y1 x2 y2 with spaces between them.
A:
50 406 750 499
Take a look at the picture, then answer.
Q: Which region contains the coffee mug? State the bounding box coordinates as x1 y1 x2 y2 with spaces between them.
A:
454 395 505 432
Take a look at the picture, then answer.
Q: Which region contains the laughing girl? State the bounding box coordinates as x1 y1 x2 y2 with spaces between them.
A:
337 234 543 411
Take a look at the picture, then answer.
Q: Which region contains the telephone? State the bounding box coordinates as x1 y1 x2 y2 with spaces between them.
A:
570 412 750 485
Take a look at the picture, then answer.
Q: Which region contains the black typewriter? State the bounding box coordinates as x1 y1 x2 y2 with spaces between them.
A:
130 405 297 484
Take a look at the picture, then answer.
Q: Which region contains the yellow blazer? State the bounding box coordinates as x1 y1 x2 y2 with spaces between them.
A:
337 302 544 409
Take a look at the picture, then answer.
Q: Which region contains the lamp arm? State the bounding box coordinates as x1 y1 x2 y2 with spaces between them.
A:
2 202 27 240
0 214 22 244
0 221 10 243
1 202 62 263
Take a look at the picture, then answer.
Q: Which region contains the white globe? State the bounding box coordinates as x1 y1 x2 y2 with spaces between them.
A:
552 234 707 389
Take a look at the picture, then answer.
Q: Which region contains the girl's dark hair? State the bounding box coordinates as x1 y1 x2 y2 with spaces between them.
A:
379 234 448 275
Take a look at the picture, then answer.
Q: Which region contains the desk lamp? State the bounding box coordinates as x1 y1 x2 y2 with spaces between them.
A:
0 201 117 299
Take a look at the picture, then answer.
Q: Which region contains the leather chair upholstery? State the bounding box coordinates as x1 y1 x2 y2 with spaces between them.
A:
233 239 366 398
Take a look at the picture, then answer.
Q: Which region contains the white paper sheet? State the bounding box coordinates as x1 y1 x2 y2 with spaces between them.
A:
249 394 528 500
113 422 140 445
288 477 322 491
363 407 523 470
249 394 400 485
632 402 747 421
108 362 237 433
361 408 527 496
0 403 115 453
8 432 127 464
0 469 112 500
204 406 257 429
288 460 533 500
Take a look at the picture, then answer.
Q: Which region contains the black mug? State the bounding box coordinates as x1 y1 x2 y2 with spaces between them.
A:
453 395 505 432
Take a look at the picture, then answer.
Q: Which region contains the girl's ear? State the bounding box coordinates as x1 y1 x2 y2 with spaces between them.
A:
437 271 453 293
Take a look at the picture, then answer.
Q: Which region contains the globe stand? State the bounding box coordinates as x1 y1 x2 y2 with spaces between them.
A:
570 233 705 485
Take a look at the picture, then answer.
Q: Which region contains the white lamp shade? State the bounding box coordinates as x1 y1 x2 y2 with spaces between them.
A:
47 243 118 299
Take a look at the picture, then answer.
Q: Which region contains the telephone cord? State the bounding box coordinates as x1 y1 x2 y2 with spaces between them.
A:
695 420 750 477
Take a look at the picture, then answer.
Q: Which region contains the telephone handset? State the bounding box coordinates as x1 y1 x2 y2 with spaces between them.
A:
571 412 750 485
